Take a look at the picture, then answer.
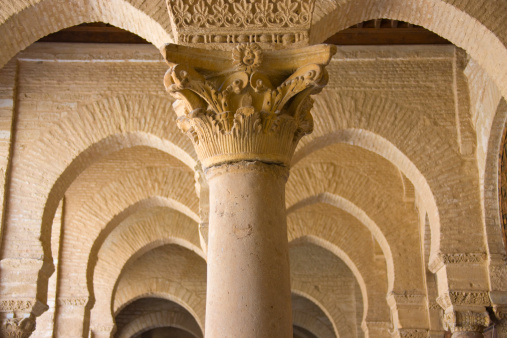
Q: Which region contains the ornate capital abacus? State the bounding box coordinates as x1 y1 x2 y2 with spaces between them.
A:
166 0 315 49
161 42 336 169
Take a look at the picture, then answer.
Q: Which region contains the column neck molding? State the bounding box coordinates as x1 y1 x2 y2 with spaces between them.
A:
162 42 336 170
204 160 289 181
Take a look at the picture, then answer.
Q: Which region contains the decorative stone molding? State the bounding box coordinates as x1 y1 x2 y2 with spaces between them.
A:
0 315 36 338
166 0 315 49
162 42 336 169
428 301 441 310
91 323 116 334
362 321 392 337
57 297 88 307
442 310 491 333
428 252 486 273
387 292 427 307
0 299 48 316
395 328 429 338
0 300 34 313
436 291 491 309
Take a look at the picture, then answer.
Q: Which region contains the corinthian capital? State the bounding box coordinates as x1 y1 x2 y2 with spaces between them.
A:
161 42 336 169
0 298 48 338
1 316 35 338
443 310 491 333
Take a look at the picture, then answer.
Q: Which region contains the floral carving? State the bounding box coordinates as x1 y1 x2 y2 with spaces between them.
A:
442 253 486 264
0 300 32 312
167 0 313 29
428 252 486 272
232 43 262 73
397 329 429 338
437 291 491 310
448 291 490 306
162 43 335 169
166 0 315 47
0 298 47 316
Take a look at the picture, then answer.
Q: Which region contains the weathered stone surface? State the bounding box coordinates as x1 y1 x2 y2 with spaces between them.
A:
0 0 505 336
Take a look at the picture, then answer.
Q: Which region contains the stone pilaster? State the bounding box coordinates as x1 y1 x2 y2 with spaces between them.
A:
429 252 492 337
54 296 89 337
386 291 429 335
162 42 335 337
362 321 392 338
90 322 116 338
0 256 53 338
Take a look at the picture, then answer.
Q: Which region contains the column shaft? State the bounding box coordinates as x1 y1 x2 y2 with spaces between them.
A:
205 161 292 337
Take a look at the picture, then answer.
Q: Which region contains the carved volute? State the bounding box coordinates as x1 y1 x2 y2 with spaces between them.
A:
161 42 336 169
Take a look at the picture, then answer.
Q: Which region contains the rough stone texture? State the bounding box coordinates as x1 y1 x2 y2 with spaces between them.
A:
204 161 293 337
0 1 505 334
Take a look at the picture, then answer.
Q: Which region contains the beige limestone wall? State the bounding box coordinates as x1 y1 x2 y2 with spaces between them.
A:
0 41 504 336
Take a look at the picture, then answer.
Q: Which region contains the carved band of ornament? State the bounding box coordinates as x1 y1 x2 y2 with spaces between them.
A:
442 253 487 264
167 0 315 47
0 316 36 338
428 252 486 272
178 32 309 47
428 301 442 310
443 311 491 333
362 321 391 333
436 291 491 309
162 42 335 169
0 299 48 316
0 300 32 312
57 297 87 307
397 329 429 338
387 292 426 306
92 324 115 332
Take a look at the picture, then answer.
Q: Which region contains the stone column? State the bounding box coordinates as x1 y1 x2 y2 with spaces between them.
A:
54 296 89 338
162 42 335 337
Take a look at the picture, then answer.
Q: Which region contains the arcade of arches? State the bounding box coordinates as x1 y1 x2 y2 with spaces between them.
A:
0 1 506 337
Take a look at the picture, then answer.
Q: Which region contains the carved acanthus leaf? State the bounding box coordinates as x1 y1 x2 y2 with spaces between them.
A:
162 43 335 169
0 316 35 338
